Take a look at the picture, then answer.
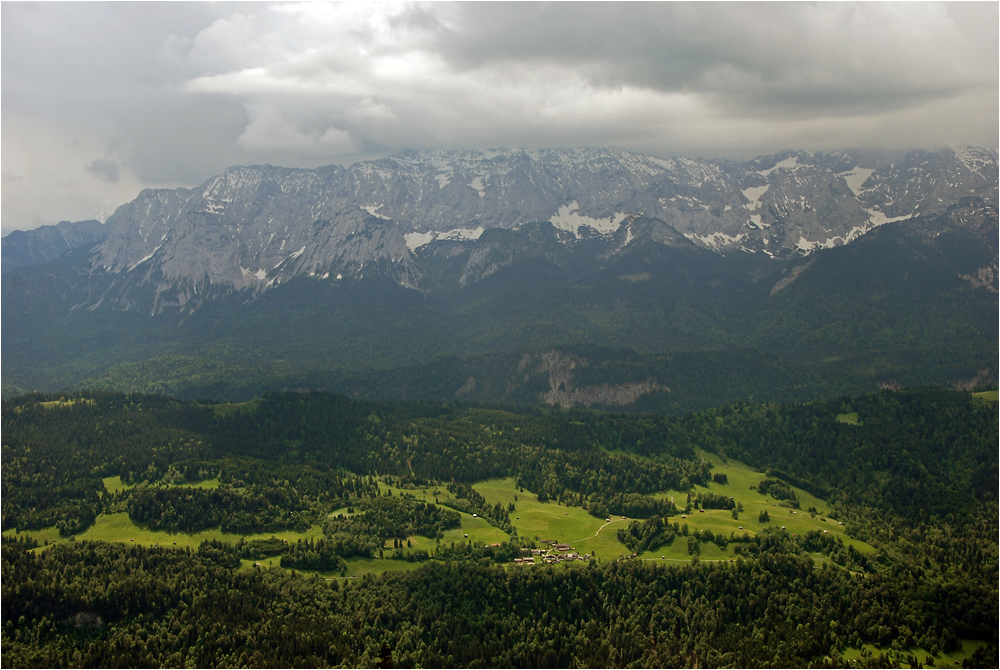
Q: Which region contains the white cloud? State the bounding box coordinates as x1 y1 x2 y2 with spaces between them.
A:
173 1 998 158
347 98 396 122
186 13 288 76
237 103 356 155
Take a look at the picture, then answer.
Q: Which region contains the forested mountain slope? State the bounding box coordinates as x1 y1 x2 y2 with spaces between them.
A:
3 200 996 410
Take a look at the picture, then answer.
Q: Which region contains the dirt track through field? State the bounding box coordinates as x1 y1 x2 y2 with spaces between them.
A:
571 520 615 544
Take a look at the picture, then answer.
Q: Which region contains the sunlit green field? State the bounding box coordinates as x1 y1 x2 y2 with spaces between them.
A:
375 481 510 550
2 513 324 560
473 477 629 559
836 411 861 425
278 556 432 581
102 476 220 493
5 454 872 575
842 638 987 668
972 390 999 403
473 454 874 564
39 398 95 409
646 452 874 557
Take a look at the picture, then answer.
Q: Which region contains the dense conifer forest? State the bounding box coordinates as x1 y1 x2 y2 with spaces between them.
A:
2 388 997 667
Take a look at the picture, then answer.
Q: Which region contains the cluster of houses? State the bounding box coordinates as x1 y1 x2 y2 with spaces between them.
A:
512 539 592 565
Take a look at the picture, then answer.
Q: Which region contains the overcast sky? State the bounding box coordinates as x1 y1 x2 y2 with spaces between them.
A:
2 1 997 235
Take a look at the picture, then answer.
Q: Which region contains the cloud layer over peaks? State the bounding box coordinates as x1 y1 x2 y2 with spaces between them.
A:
2 1 997 235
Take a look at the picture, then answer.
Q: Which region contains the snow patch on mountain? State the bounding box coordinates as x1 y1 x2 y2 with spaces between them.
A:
405 226 486 251
866 209 913 226
128 244 162 270
838 167 876 196
405 232 436 251
469 176 486 197
742 185 770 210
549 202 627 236
240 267 267 281
440 227 484 243
795 236 839 252
361 204 391 219
759 156 801 177
685 231 746 249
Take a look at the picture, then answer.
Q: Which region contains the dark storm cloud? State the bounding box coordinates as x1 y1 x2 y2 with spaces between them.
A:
424 2 988 118
3 1 997 235
86 158 121 183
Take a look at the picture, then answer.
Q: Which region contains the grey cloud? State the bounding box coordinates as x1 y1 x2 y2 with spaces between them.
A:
86 158 120 183
426 2 994 117
1 1 997 233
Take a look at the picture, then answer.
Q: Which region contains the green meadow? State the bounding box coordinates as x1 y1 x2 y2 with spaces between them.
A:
842 638 987 668
39 398 96 409
102 476 220 493
375 481 510 549
4 512 326 554
972 390 999 403
472 477 629 559
6 456 871 575
471 452 872 564
272 557 432 581
836 411 861 425
647 452 873 557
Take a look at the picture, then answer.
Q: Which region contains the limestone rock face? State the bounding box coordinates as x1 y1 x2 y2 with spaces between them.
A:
73 145 998 312
514 349 666 409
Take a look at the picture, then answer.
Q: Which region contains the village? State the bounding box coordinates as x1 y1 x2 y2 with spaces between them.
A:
512 539 592 566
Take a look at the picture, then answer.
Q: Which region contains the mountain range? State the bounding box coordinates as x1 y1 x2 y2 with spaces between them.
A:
1 219 107 273
2 145 997 409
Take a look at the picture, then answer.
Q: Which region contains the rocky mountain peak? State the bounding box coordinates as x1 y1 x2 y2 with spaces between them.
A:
70 145 998 313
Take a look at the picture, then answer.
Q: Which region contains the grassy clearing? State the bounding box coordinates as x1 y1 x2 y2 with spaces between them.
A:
102 476 220 493
470 456 875 565
340 557 428 579
327 506 359 518
39 398 96 409
3 513 325 554
240 556 428 580
473 477 629 558
102 476 134 494
836 411 861 425
841 639 987 668
173 478 220 490
376 481 511 548
7 458 871 576
662 452 874 555
972 390 999 403
2 526 63 547
472 457 874 564
212 398 262 417
76 513 326 549
619 272 652 283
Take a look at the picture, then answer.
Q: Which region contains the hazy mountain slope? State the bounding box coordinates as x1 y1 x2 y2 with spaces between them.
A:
1 219 107 272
